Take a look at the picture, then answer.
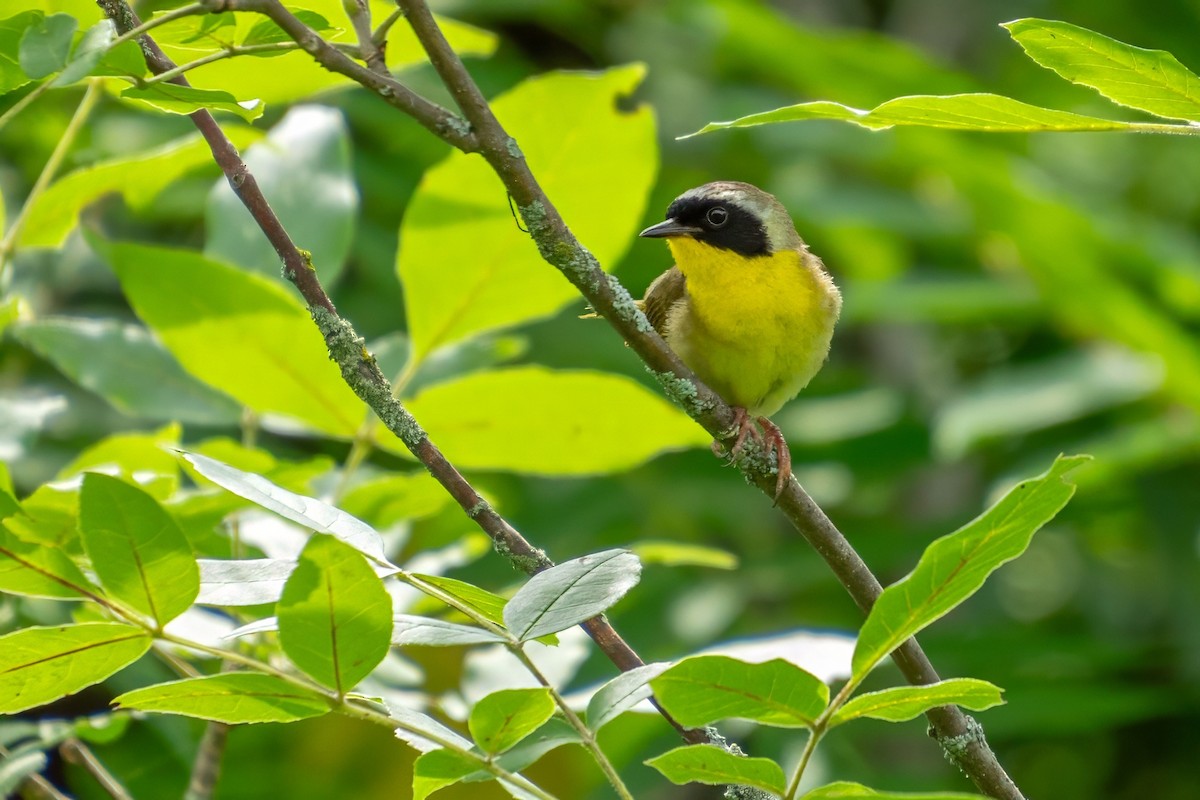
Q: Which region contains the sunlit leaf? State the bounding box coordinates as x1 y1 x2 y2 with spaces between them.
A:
411 749 478 800
687 93 1195 137
206 105 357 285
339 472 451 528
468 688 555 754
79 473 199 625
389 701 472 754
0 624 150 714
1004 18 1200 122
391 367 708 475
586 662 669 731
0 522 97 599
651 655 829 728
852 455 1089 679
503 550 640 641
196 558 296 606
830 678 1004 727
115 673 330 723
646 744 786 796
631 541 738 570
182 452 388 564
277 534 393 692
241 10 336 48
399 65 656 357
119 83 264 122
392 615 506 647
104 240 364 437
20 130 259 250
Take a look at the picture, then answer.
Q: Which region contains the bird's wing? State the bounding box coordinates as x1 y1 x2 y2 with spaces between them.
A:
642 267 687 338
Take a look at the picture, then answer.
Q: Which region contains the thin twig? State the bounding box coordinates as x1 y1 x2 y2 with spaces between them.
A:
184 720 229 800
0 80 102 282
95 0 703 748
60 740 133 800
393 2 1026 797
207 0 478 152
343 0 387 74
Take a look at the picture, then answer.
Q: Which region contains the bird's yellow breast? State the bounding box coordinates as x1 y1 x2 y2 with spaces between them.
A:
664 238 840 416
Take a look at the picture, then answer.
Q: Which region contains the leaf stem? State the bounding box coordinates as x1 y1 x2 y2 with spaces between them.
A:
0 80 102 283
509 647 634 800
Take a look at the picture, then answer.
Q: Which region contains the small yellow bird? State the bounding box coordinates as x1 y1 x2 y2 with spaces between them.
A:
638 181 842 498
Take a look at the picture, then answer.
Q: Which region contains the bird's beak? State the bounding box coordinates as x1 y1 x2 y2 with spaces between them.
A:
639 218 703 239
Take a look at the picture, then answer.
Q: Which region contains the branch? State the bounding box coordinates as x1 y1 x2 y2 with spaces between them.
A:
95 0 703 748
205 0 477 152
393 2 1026 798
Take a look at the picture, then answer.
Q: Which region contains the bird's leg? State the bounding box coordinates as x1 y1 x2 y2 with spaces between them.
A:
711 407 763 462
756 416 792 502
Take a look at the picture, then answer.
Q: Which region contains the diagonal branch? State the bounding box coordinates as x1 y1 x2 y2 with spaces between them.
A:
390 1 1026 798
95 0 703 748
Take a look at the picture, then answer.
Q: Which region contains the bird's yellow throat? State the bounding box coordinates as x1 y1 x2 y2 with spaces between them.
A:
665 237 827 337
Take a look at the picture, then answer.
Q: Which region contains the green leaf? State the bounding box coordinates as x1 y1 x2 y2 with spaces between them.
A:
0 624 151 714
149 11 236 49
79 473 199 625
119 83 264 122
150 4 491 105
1004 18 1200 122
645 744 786 796
391 367 708 475
114 673 330 723
399 65 656 357
800 782 988 800
932 349 1159 459
468 687 556 755
830 678 1004 727
20 130 259 250
339 472 451 528
650 655 829 728
852 455 1089 680
277 534 393 692
18 12 74 79
687 94 1189 136
409 573 562 646
182 451 388 564
53 18 112 86
392 615 506 647
631 541 738 570
388 701 472 753
104 240 364 437
0 522 97 599
241 10 336 47
14 317 242 426
0 12 43 93
197 558 295 606
492 717 581 773
0 487 16 520
205 106 356 285
586 662 669 732
503 549 640 641
411 749 478 800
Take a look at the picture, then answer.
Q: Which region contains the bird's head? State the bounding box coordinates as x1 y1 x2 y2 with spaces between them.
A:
639 181 802 257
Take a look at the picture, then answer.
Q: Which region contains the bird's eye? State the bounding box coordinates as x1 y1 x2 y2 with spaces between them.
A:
706 207 729 227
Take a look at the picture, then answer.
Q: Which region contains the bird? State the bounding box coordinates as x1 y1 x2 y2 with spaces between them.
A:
637 181 841 499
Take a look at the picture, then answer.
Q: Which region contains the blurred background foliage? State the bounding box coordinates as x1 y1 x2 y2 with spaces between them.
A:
2 0 1199 798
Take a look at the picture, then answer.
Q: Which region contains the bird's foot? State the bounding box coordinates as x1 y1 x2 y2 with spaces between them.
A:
712 410 792 501
756 416 792 503
711 407 761 462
